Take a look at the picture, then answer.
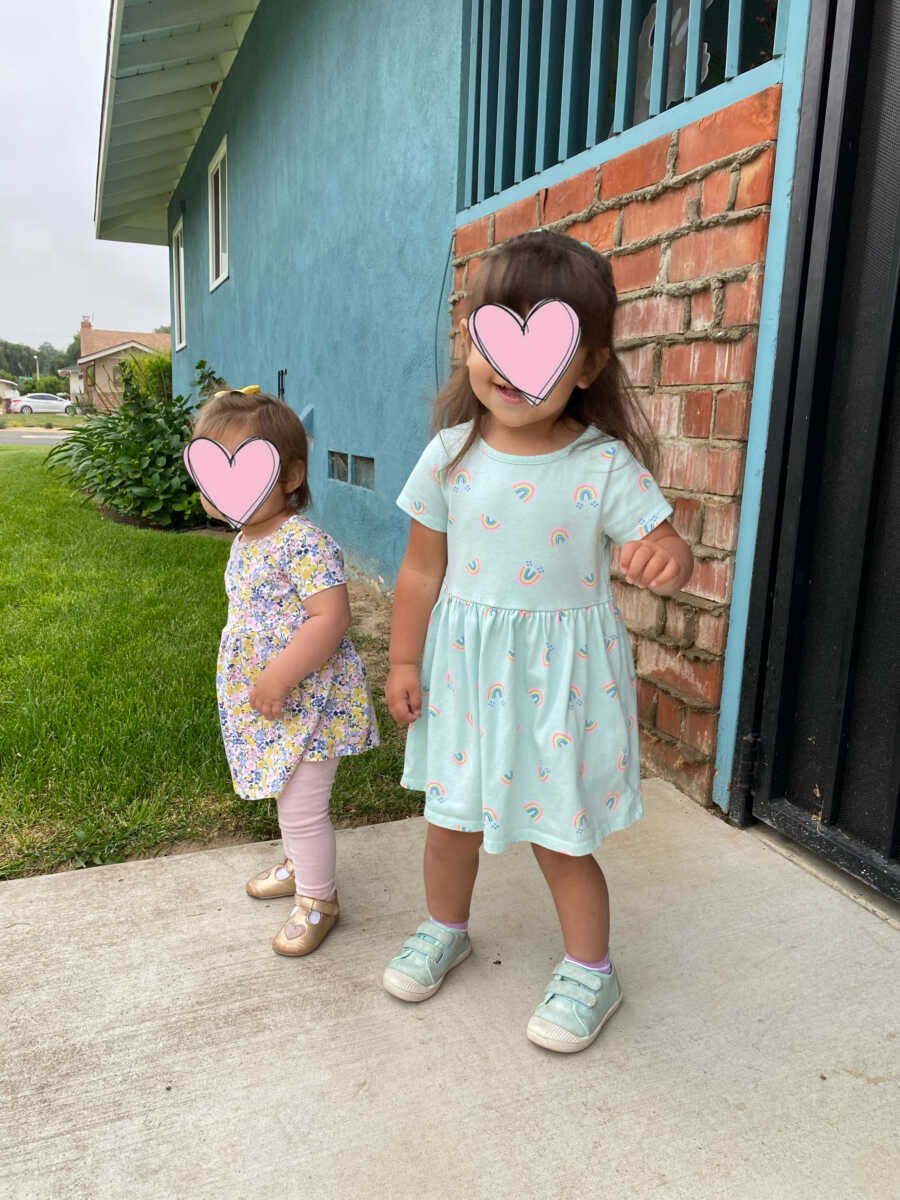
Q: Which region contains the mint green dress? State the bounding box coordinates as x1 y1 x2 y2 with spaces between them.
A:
396 423 672 856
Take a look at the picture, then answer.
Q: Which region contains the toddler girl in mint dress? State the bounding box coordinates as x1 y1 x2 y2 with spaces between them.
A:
383 232 694 1052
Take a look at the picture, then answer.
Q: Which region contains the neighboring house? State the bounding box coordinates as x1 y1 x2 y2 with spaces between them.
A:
58 367 85 400
77 319 170 410
93 0 899 900
0 380 20 402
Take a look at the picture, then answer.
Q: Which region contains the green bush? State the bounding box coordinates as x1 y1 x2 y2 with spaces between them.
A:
46 354 205 529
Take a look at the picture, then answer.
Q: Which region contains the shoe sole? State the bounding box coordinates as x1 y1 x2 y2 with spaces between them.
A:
246 882 296 899
382 943 472 1002
526 991 623 1054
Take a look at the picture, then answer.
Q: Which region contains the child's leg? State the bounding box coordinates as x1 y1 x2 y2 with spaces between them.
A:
276 758 340 899
424 824 483 924
530 844 610 962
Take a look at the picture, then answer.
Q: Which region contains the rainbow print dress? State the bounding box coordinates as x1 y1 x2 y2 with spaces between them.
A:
396 423 672 856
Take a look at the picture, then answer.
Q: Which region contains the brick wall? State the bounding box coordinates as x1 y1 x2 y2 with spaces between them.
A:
451 86 782 806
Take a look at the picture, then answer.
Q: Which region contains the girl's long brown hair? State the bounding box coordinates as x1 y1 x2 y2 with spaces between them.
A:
436 230 656 476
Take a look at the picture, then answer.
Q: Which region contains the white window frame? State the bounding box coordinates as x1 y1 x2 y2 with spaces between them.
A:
171 217 186 349
207 135 229 291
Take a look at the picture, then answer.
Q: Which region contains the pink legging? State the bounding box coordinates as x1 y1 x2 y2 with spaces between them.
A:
276 758 339 900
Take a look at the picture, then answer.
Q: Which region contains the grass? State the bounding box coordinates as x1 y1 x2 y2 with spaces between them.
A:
0 413 89 429
0 447 419 880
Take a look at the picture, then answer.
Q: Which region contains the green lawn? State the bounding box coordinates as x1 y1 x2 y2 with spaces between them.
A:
0 447 419 879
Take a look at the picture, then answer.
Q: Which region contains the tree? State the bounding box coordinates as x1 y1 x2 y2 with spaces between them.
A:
154 324 171 334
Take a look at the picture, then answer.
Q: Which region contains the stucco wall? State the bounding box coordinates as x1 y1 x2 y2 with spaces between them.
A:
169 0 463 584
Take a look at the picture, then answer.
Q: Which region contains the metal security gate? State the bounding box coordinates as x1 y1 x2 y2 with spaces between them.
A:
728 0 900 900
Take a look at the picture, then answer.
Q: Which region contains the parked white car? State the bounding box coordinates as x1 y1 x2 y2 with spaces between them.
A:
11 393 78 414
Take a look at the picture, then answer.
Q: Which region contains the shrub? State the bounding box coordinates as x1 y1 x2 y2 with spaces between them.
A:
46 354 205 530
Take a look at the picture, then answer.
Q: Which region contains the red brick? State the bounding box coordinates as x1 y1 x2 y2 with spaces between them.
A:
714 390 751 439
466 255 483 286
542 168 598 223
565 209 618 252
702 169 733 217
612 580 661 633
618 343 655 386
706 446 745 495
685 709 718 757
637 641 724 705
657 691 684 738
683 390 713 438
691 290 716 330
620 186 694 244
637 679 657 723
736 146 776 209
696 610 729 654
669 215 770 281
615 294 684 341
665 599 694 645
644 392 681 438
702 500 741 550
658 441 707 491
601 135 671 198
660 336 757 385
453 264 465 292
456 216 491 257
494 194 540 243
611 245 660 293
723 274 763 326
672 497 702 542
640 732 716 805
678 86 782 174
684 557 734 604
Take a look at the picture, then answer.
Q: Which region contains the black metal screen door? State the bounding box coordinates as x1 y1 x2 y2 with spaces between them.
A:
728 0 900 900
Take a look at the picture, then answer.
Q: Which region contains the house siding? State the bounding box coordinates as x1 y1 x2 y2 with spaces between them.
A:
169 0 463 584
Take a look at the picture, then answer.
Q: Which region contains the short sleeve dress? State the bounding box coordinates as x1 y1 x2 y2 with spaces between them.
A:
396 423 672 856
216 514 379 800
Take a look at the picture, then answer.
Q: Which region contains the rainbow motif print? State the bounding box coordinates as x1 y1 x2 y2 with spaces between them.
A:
581 572 598 588
506 649 516 662
537 764 551 783
628 714 636 731
482 807 501 830
410 499 426 516
605 792 621 812
453 750 469 765
501 769 515 785
617 749 629 771
480 513 502 531
551 731 573 750
549 527 571 546
555 609 569 623
518 561 544 586
528 688 545 708
637 471 652 494
445 671 455 689
465 558 481 575
513 481 535 502
452 635 466 651
603 681 618 699
572 809 590 837
574 483 599 509
604 634 618 653
580 760 587 779
599 444 618 461
523 802 544 822
452 468 472 492
576 644 589 660
542 642 554 667
568 685 583 710
427 781 447 803
465 711 475 728
428 703 441 717
486 682 505 707
585 719 599 733
638 517 661 538
431 464 442 485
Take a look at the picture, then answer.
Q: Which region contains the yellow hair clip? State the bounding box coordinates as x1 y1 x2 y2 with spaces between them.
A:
213 384 261 398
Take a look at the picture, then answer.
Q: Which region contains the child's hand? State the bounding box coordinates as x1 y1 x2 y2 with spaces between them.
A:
620 522 694 595
386 663 422 725
249 662 293 721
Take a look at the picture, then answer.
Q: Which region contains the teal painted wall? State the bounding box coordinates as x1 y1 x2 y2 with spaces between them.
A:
169 0 462 583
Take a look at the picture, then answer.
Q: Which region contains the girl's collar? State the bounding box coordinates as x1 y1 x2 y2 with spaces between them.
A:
476 423 596 464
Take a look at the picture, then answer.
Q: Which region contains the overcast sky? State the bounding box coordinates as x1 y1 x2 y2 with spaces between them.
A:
2 0 169 351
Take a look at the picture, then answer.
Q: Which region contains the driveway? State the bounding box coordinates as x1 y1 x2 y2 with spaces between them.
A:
0 427 75 445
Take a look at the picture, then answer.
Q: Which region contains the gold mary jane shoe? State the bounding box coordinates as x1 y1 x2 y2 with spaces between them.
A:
246 859 296 899
272 893 340 957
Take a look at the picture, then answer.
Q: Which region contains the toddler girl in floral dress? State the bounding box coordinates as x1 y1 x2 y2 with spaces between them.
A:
192 390 378 956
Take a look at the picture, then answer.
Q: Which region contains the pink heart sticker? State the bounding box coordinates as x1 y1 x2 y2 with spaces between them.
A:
468 299 582 405
183 437 281 528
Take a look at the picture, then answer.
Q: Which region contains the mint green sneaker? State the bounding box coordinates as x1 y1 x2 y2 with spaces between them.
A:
526 958 623 1053
382 920 472 1002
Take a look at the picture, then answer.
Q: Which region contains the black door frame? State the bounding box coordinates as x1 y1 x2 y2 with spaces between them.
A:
727 0 900 899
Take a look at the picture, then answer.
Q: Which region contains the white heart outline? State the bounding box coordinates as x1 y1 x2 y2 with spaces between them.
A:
183 436 282 529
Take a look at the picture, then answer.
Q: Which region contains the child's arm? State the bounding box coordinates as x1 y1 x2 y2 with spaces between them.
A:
385 520 448 725
619 521 694 595
250 585 351 720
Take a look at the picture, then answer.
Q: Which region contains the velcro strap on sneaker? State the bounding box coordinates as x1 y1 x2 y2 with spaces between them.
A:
401 934 445 963
546 977 598 1008
418 922 458 948
294 893 340 917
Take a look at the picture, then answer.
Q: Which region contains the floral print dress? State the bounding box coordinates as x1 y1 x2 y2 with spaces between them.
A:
216 514 378 799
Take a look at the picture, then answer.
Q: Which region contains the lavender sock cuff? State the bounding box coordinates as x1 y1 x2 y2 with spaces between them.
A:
429 913 469 932
564 952 612 973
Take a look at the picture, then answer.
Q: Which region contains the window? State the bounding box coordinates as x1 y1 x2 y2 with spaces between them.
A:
351 455 375 489
328 451 349 482
172 217 186 349
208 136 228 290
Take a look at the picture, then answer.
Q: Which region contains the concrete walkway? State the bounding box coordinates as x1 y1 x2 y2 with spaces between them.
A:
1 780 898 1200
